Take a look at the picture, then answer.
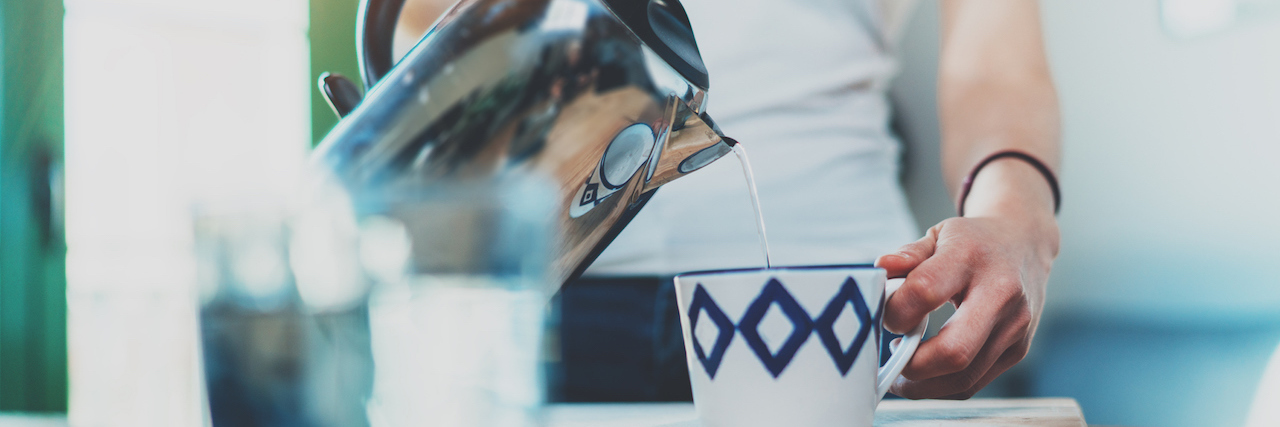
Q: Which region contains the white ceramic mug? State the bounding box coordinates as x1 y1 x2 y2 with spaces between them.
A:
674 265 928 427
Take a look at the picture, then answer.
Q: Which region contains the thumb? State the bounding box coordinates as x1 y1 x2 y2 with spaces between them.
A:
875 228 938 278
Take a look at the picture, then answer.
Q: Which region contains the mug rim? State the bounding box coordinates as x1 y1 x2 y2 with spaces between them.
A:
676 263 878 279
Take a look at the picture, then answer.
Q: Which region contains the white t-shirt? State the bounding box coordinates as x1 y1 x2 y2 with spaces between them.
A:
586 0 920 276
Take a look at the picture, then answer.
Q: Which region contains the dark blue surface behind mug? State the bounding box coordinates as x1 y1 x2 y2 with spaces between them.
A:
549 275 905 402
549 276 691 402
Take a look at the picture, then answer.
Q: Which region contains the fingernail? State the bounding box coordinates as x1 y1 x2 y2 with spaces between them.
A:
875 254 904 267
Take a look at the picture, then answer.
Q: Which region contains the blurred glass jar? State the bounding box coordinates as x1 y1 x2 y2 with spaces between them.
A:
194 175 557 427
194 188 374 427
357 177 557 427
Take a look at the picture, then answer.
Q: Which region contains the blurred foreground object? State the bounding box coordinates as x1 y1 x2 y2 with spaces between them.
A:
194 187 372 427
194 175 558 427
359 177 556 427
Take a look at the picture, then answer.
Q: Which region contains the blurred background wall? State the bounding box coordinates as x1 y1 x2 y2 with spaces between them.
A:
310 0 360 146
891 1 1280 426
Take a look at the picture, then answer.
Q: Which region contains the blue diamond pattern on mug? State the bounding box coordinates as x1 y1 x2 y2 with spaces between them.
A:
812 277 875 376
737 279 815 378
688 284 736 379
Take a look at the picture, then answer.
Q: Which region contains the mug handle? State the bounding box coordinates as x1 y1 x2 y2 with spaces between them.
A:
876 278 929 403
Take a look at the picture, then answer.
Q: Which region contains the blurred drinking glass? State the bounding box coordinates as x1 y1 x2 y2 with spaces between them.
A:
357 177 557 427
194 173 557 427
194 187 373 427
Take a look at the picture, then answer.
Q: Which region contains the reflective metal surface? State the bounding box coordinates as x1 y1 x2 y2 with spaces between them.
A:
314 0 735 284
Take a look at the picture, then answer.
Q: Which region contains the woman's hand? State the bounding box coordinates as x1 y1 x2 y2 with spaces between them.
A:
875 159 1060 399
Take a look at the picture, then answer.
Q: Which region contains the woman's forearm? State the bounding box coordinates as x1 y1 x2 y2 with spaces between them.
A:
938 0 1061 212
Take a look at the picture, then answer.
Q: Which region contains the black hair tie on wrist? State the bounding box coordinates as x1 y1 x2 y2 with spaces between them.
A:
957 150 1061 217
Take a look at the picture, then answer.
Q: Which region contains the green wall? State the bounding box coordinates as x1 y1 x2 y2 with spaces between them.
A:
0 0 68 413
310 0 363 146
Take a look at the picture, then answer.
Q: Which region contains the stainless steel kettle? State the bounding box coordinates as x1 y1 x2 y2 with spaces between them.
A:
313 0 737 284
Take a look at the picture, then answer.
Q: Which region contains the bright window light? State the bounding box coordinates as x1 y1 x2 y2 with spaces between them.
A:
63 0 310 425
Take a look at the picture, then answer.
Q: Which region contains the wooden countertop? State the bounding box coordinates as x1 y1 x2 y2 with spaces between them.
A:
0 397 1088 426
873 398 1087 427
546 398 1088 427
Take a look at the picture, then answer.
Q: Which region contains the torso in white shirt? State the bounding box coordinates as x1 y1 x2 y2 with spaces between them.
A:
586 0 919 276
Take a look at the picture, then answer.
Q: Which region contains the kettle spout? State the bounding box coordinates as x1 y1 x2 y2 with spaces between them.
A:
642 102 737 192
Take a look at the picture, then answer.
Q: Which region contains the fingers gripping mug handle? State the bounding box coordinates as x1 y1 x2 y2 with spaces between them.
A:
876 279 928 403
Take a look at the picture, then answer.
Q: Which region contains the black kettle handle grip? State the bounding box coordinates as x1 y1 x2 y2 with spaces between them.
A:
357 0 408 89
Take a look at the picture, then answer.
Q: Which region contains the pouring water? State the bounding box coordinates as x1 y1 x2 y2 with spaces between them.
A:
731 143 772 268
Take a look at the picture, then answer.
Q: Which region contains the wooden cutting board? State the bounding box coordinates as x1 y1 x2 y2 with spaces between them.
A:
874 398 1086 427
0 398 1087 427
546 398 1087 427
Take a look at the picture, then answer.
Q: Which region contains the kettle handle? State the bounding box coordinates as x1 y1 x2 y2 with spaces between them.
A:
356 0 408 89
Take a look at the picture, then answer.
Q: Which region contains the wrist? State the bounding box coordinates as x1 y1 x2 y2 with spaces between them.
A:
962 159 1059 228
961 158 1062 279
